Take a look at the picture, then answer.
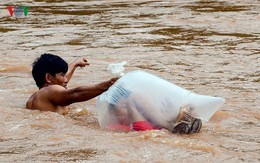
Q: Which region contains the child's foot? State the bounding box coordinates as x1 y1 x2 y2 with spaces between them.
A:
172 118 202 134
190 118 202 133
172 121 190 134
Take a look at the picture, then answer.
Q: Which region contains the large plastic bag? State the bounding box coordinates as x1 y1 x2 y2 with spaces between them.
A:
96 70 225 131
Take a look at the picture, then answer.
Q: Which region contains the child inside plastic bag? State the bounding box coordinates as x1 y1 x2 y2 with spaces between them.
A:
96 70 224 134
106 93 202 134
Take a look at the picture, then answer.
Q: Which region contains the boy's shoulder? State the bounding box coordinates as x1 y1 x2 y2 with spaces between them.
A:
40 84 66 92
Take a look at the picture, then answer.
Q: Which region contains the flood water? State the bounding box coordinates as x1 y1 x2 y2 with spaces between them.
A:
0 0 259 162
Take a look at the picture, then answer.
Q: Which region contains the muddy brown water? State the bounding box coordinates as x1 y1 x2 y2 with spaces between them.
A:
0 0 259 162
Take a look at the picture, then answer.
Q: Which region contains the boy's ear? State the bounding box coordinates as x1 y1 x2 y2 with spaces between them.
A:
45 73 53 84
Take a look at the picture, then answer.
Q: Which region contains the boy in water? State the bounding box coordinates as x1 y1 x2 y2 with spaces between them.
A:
26 53 118 115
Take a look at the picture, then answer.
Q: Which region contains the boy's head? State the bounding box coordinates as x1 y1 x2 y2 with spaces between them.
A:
32 53 68 88
108 104 129 125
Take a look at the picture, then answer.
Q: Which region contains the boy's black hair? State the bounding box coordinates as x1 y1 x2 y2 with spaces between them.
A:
32 53 68 88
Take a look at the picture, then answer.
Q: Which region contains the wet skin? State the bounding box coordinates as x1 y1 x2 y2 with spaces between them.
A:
26 58 118 115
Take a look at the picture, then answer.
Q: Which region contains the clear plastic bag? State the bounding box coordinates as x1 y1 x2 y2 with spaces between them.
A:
96 70 225 131
107 61 127 78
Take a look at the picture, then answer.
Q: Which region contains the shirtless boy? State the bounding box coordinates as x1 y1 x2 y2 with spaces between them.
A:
26 53 118 115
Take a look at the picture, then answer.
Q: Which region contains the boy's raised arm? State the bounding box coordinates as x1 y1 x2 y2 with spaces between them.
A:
66 58 90 82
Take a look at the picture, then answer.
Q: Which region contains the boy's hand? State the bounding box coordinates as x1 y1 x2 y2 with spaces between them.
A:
75 58 90 68
102 77 119 90
109 77 119 86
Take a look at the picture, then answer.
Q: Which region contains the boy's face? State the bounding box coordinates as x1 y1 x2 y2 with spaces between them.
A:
50 72 68 88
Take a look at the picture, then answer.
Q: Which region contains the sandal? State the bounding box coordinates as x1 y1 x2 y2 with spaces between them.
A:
172 121 191 134
190 118 202 133
172 118 202 134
